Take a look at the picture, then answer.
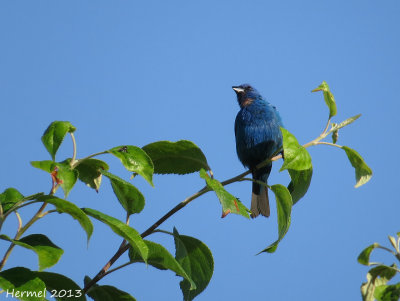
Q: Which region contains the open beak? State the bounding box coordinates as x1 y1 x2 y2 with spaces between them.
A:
232 86 244 93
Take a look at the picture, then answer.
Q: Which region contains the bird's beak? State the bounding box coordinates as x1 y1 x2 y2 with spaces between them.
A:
232 86 245 94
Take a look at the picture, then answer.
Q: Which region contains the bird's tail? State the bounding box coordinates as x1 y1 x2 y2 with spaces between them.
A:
250 165 272 218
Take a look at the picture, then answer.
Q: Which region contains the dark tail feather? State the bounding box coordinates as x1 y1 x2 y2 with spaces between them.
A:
250 165 272 218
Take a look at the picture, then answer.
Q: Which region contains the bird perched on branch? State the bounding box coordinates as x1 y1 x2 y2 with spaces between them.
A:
233 84 283 218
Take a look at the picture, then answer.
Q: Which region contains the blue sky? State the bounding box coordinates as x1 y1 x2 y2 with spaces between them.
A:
1 1 399 300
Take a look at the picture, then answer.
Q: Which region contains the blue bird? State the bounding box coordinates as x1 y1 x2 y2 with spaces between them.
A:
233 84 283 218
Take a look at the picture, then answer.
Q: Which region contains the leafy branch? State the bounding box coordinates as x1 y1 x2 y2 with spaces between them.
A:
0 81 372 301
358 232 400 301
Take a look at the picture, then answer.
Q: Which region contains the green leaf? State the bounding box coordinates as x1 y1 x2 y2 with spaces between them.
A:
0 267 47 301
84 276 136 301
55 160 79 198
129 240 196 290
102 171 145 215
375 283 400 301
280 128 312 172
342 146 373 188
260 185 292 253
75 159 109 192
358 243 380 266
41 121 76 161
388 236 397 251
37 195 93 243
361 264 398 301
37 272 86 301
333 114 362 130
31 160 78 198
199 169 249 218
287 168 313 205
108 145 154 186
311 81 337 118
31 160 54 173
332 129 339 144
173 228 214 301
0 188 24 214
82 208 148 263
142 140 210 175
0 234 63 271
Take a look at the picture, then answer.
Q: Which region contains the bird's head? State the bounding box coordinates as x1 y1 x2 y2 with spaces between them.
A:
232 84 261 108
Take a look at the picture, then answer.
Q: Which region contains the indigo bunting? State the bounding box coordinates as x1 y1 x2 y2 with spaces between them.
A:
233 84 283 218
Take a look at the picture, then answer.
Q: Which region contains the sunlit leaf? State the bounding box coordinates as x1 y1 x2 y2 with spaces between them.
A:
142 140 210 175
0 187 24 214
75 159 109 192
333 114 361 130
82 208 148 263
0 234 63 271
30 160 54 173
108 145 154 186
102 171 145 215
129 240 196 290
388 236 397 251
55 160 79 198
342 146 372 188
311 81 337 118
374 283 400 301
37 195 93 243
31 160 78 198
41 121 76 161
260 185 292 253
280 128 312 172
358 243 380 266
173 228 213 301
361 264 398 301
287 168 313 205
199 169 249 218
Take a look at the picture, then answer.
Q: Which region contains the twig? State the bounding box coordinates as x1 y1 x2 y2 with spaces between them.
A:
103 262 133 277
71 151 108 168
316 141 343 149
15 212 22 232
0 202 47 271
70 132 77 167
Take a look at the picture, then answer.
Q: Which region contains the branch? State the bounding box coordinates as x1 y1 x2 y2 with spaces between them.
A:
70 132 77 167
0 178 59 270
71 151 108 168
0 202 47 271
83 114 358 293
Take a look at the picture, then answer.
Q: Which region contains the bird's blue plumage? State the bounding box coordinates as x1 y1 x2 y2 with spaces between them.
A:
233 84 283 218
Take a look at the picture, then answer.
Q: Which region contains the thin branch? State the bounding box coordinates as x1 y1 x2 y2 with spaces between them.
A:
125 212 130 226
39 209 58 218
83 186 211 293
70 132 77 167
72 151 108 168
0 202 48 271
322 118 331 136
4 200 40 217
83 154 285 292
15 212 22 232
316 141 343 149
153 229 174 236
103 262 133 277
238 178 270 189
376 245 397 256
